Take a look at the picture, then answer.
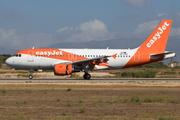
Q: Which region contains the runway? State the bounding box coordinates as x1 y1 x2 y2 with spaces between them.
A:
0 78 180 83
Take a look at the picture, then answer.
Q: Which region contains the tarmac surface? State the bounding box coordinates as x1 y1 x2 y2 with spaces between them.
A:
0 78 180 83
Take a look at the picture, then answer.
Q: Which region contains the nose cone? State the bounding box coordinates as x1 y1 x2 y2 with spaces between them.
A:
5 58 12 66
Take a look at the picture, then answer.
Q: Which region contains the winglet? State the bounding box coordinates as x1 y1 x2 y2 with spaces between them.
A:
112 53 117 59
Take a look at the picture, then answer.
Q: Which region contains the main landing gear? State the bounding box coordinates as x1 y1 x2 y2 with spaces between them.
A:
83 73 91 79
29 69 33 79
83 68 91 79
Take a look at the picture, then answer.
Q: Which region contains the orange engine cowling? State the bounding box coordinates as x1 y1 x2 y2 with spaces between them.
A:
54 64 72 76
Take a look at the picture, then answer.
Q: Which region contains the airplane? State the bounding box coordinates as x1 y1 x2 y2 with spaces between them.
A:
5 20 175 79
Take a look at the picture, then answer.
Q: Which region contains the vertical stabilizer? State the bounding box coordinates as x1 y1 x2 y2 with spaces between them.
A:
138 20 172 53
124 20 172 68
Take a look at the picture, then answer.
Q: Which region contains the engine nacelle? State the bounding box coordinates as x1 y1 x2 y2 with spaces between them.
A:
54 64 72 76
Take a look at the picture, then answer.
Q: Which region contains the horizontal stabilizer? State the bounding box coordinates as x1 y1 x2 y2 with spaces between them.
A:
150 52 176 59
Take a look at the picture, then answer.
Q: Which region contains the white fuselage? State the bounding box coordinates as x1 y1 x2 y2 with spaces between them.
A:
6 48 137 70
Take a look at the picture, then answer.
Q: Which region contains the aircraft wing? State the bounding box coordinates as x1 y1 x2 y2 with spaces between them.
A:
57 53 117 66
72 53 117 64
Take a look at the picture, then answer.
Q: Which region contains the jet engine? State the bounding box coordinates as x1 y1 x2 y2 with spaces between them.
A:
54 64 72 76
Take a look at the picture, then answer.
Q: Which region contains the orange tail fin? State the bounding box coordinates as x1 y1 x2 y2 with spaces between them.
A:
123 20 172 68
138 20 172 54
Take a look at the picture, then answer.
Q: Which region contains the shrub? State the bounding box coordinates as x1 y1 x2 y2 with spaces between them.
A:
57 97 60 102
1 88 6 94
26 89 32 93
121 70 157 78
79 100 83 103
120 96 129 103
121 71 133 77
158 116 165 120
144 95 164 103
44 90 47 94
143 62 168 68
99 96 103 103
142 113 151 118
0 54 12 68
62 110 66 116
15 114 26 120
106 100 113 104
156 95 164 102
163 72 176 75
144 96 154 103
167 97 176 103
67 88 71 91
71 73 80 78
130 94 140 103
79 105 85 113
66 99 71 106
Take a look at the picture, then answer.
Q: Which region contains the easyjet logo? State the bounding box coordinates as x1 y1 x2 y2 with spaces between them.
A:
36 50 63 55
147 21 169 48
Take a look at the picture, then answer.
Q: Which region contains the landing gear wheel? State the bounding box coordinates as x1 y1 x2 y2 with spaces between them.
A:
29 75 33 79
83 74 91 80
29 69 33 79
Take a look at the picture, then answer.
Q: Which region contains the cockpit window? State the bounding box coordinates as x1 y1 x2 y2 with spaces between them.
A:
13 54 22 57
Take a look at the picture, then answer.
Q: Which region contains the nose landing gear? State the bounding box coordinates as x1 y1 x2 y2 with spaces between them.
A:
29 69 33 79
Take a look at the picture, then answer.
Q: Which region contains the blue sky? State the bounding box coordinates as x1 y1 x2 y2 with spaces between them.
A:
0 0 180 49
